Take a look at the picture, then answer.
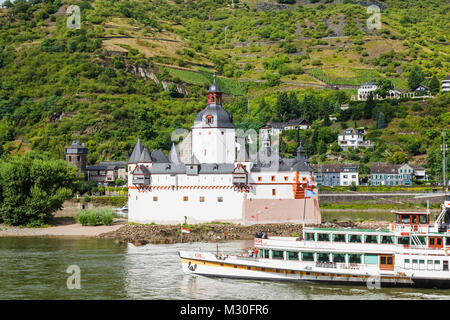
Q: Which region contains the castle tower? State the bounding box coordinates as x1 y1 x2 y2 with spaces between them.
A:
65 140 88 177
191 75 236 164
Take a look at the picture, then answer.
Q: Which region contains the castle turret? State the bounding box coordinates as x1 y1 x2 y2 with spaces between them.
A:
65 140 88 177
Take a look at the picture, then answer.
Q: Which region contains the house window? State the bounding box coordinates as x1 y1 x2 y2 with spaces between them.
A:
69 156 72 161
183 196 189 201
272 189 276 196
284 176 288 181
217 197 223 202
199 196 205 202
153 196 158 202
271 176 275 182
258 177 262 182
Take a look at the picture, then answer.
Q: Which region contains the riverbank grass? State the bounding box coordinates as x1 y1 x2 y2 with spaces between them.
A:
75 208 116 226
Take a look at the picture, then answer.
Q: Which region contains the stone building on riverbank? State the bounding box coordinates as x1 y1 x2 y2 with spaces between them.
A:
127 77 321 225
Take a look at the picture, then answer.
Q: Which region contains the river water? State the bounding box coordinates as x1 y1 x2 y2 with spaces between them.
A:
1 237 450 300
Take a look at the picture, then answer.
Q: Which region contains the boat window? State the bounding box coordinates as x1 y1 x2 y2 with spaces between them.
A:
287 251 299 261
272 250 284 260
444 261 449 271
332 253 345 263
317 253 330 262
419 215 427 224
437 238 443 246
348 254 362 264
302 252 314 262
411 215 417 224
401 215 410 224
398 237 410 245
427 260 433 264
259 249 265 258
333 234 346 242
263 249 269 259
305 233 316 241
381 236 394 244
446 237 450 246
430 238 435 245
364 254 378 264
364 235 378 244
349 235 362 243
417 236 426 245
412 259 418 263
405 259 410 263
435 260 440 264
317 233 330 241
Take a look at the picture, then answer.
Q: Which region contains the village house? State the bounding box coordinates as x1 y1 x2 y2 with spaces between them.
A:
441 76 450 93
357 78 401 101
369 163 426 186
311 163 359 187
259 119 311 154
338 128 374 150
86 161 128 186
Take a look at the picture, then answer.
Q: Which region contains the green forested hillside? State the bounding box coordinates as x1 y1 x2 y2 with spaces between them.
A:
0 0 449 178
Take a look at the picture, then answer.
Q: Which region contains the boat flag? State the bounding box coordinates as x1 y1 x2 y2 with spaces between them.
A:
181 227 191 233
305 189 316 198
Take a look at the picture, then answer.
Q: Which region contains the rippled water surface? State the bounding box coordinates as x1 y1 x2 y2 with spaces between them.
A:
1 237 450 299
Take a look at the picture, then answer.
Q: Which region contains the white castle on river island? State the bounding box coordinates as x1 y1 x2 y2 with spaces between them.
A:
127 77 321 225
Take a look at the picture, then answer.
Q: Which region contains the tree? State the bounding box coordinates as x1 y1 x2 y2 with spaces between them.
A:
375 79 393 98
0 152 79 226
408 65 425 90
376 111 386 129
429 75 440 95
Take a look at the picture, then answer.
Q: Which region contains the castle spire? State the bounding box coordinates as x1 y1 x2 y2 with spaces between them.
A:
129 138 143 163
169 143 180 164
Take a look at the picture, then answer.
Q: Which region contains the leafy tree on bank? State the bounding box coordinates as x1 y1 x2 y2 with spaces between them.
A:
0 152 80 226
429 75 440 95
408 65 425 91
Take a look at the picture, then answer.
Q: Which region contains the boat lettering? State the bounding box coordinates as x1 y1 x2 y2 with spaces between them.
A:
194 253 202 259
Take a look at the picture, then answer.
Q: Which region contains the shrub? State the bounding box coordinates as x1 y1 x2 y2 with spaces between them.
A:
75 210 89 226
75 208 115 226
100 209 115 226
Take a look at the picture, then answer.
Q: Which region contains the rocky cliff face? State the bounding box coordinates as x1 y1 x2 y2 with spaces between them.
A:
127 65 189 96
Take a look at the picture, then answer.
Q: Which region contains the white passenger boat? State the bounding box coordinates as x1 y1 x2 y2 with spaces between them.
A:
179 196 450 288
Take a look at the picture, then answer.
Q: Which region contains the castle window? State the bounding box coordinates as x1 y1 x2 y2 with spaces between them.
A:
284 176 288 181
77 156 80 162
69 156 72 161
258 177 262 182
199 196 205 202
271 176 275 182
183 196 189 201
217 197 223 202
221 131 224 135
206 115 213 124
153 196 158 202
272 189 276 196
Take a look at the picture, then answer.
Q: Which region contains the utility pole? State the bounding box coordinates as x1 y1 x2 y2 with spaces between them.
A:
443 132 448 193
